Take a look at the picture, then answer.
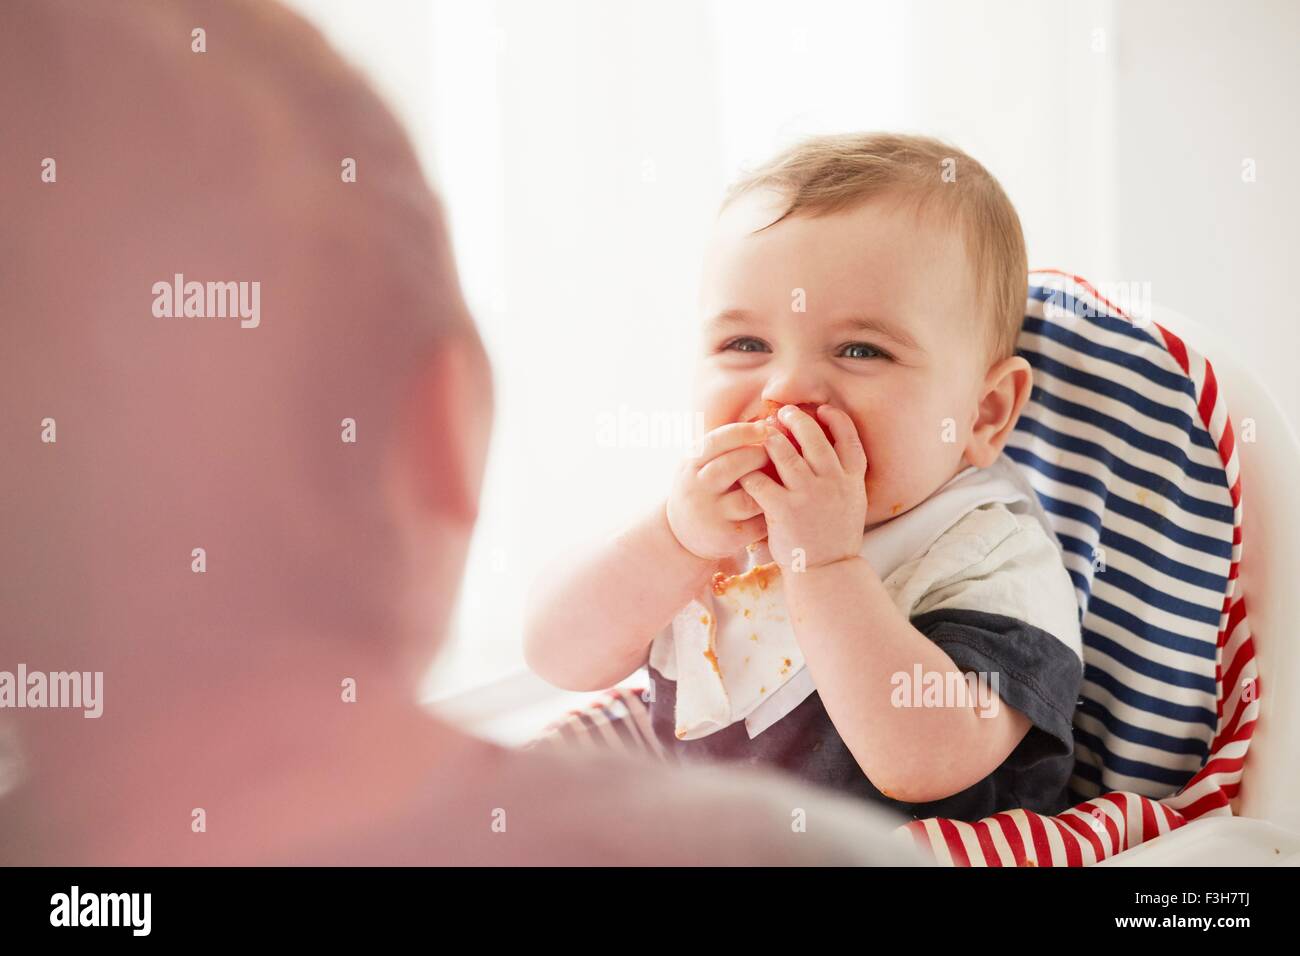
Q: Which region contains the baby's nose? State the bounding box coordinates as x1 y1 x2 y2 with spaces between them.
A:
760 362 830 409
760 385 831 411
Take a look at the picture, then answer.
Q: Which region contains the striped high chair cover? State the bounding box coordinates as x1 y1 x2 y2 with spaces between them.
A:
525 271 1260 866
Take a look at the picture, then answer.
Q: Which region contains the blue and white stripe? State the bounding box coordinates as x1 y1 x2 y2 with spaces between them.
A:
1008 276 1236 801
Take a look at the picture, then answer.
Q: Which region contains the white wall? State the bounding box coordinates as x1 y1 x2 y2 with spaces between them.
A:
897 0 1121 286
1111 0 1300 420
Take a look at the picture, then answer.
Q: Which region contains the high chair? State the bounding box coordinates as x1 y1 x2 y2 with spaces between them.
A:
447 270 1300 865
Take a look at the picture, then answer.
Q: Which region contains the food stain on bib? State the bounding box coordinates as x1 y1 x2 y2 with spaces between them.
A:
712 561 781 597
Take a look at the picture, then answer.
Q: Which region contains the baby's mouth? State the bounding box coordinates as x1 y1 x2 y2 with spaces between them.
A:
743 401 834 483
744 400 831 442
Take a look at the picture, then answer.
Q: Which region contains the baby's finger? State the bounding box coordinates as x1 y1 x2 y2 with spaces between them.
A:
738 469 783 512
690 421 770 465
763 430 811 488
718 487 762 520
697 444 770 493
818 404 867 474
778 404 839 475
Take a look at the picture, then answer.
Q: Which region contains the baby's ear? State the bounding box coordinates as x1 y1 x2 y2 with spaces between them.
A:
964 356 1033 469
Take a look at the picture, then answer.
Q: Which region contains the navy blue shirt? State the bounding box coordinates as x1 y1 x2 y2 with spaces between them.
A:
647 607 1084 822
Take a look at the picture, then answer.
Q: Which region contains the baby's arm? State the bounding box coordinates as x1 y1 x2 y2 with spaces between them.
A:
524 421 771 691
523 503 715 691
784 557 1032 802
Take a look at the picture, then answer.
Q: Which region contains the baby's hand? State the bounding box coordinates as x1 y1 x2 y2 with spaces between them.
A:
666 421 770 560
739 404 868 572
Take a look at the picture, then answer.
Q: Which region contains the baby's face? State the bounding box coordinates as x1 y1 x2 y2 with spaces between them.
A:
696 189 991 529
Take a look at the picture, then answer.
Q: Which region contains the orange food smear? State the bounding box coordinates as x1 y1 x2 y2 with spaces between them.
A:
712 561 781 597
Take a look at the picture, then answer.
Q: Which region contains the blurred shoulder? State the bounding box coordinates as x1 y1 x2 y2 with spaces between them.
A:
488 744 928 866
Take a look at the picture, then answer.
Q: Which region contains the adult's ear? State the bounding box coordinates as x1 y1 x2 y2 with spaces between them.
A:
397 331 494 527
964 355 1032 469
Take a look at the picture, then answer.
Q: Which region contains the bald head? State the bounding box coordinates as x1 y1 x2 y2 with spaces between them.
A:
0 1 488 690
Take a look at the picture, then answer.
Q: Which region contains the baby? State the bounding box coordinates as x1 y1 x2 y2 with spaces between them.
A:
526 132 1084 823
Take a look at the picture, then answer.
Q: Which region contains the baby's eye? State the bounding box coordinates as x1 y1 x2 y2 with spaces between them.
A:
838 342 889 361
721 336 770 354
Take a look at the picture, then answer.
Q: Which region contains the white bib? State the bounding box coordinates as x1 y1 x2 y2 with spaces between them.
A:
648 454 1055 741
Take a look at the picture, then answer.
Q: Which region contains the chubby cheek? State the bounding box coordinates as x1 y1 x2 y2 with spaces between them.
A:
858 434 903 522
865 473 907 524
697 376 753 431
857 413 968 526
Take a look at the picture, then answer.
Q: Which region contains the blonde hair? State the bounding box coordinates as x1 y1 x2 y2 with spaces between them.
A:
722 132 1028 364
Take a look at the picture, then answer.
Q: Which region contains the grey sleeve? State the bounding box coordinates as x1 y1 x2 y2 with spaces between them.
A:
909 607 1083 769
